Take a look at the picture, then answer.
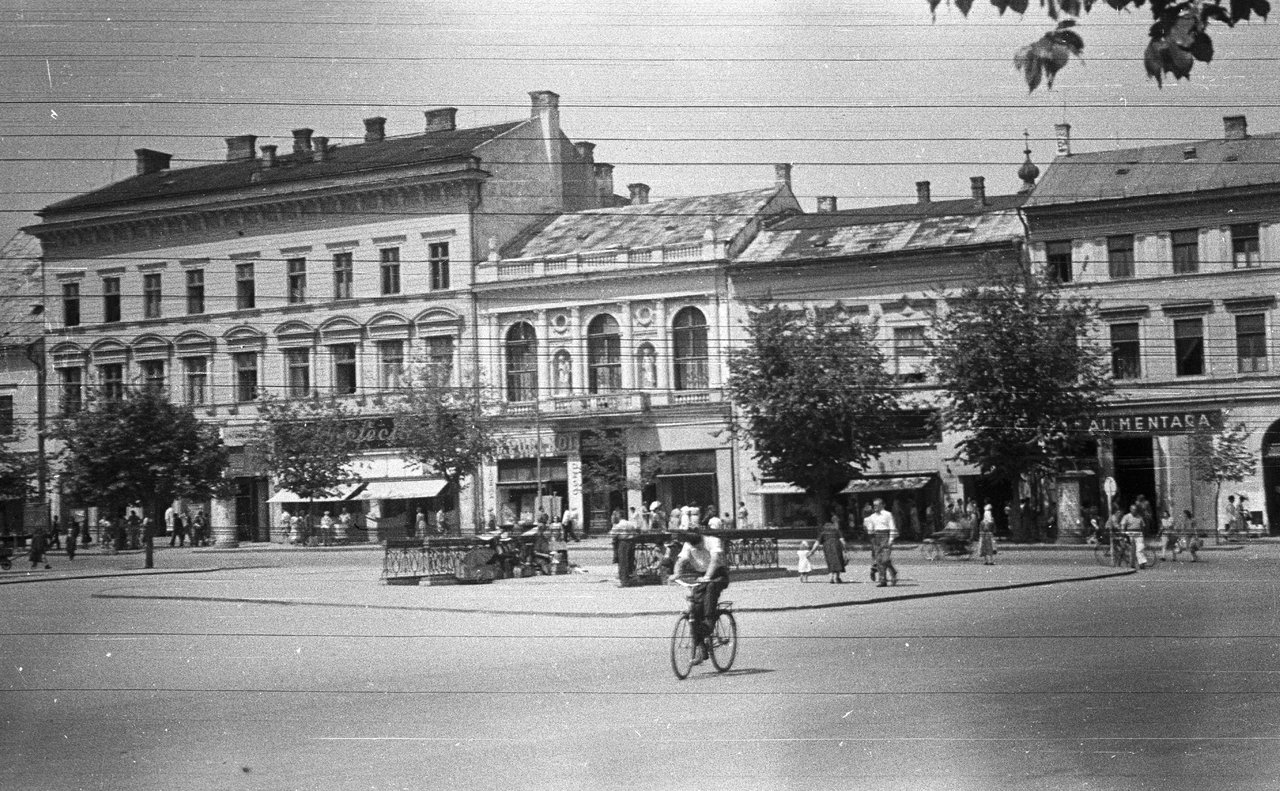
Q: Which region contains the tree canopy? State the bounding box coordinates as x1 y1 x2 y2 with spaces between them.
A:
390 386 496 490
930 260 1111 487
1190 420 1257 510
254 396 362 504
0 433 37 504
728 302 902 511
930 0 1272 90
51 388 229 511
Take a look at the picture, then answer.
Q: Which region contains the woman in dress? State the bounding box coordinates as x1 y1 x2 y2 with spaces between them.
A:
815 516 846 584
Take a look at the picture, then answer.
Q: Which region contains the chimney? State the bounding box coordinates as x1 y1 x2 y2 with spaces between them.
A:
292 128 314 156
575 141 596 165
970 176 987 206
313 136 329 162
775 163 792 189
628 183 650 206
594 163 615 200
1055 122 1072 156
224 135 257 162
363 116 386 142
1224 114 1248 141
260 144 278 168
134 148 172 176
816 196 838 213
424 107 457 133
529 90 561 136
915 180 931 204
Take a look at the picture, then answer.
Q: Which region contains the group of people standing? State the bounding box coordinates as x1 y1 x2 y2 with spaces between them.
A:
280 508 354 546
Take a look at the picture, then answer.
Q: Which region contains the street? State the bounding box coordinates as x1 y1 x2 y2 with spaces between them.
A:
3 542 1278 790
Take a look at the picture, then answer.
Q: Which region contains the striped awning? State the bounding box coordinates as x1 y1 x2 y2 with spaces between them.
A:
753 481 806 495
839 476 933 495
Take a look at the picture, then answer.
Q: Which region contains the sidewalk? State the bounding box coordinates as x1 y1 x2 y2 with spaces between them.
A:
45 542 1160 618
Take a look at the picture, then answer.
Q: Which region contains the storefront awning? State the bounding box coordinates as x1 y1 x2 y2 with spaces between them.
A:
266 483 362 503
350 478 447 501
839 476 933 495
753 482 807 495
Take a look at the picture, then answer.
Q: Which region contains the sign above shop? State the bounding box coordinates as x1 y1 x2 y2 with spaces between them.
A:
1086 409 1223 435
494 431 580 460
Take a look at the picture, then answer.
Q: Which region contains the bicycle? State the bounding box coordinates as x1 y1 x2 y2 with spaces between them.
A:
1095 532 1158 569
670 578 737 679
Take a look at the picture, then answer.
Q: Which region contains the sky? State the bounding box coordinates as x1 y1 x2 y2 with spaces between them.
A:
1 0 1276 248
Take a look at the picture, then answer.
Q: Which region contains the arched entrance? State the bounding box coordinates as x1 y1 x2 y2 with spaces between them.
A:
1261 419 1280 536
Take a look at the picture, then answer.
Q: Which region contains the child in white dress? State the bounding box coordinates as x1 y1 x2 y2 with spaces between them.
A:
796 541 815 582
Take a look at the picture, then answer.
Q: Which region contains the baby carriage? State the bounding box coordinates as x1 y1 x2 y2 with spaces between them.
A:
920 529 974 561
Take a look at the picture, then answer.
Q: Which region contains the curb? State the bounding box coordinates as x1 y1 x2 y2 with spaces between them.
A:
0 567 226 585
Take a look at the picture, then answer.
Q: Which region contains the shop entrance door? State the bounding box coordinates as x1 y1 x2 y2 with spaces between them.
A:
235 477 267 542
1113 437 1157 514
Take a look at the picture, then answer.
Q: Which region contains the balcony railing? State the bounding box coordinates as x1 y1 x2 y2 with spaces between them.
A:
478 239 729 283
499 391 650 417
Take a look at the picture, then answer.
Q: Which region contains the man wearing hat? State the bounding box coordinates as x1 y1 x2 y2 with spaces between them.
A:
669 527 729 664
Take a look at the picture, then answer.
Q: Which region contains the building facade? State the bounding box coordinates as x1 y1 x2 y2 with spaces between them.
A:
1025 116 1280 535
0 232 46 539
24 90 611 543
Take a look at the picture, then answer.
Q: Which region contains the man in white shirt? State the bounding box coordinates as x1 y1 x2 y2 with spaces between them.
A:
670 529 729 664
866 498 898 587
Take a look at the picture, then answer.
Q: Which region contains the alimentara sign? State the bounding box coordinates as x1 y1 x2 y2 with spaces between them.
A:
1086 409 1223 435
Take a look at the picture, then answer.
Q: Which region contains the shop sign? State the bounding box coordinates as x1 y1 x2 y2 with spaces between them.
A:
494 431 579 459
1086 409 1222 435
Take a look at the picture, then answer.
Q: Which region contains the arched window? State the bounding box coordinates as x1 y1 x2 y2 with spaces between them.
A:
505 322 538 402
672 307 709 390
552 350 573 395
587 314 622 393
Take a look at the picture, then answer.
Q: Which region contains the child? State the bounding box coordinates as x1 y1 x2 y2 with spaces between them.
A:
796 541 815 582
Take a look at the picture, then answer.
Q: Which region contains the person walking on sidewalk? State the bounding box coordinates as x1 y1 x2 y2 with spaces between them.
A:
1121 503 1148 569
867 498 898 587
610 511 640 586
560 506 580 542
978 504 997 565
815 516 846 584
28 524 51 569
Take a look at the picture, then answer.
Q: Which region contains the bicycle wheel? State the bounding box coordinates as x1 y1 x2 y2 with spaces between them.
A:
670 614 695 680
1093 541 1114 567
709 610 737 672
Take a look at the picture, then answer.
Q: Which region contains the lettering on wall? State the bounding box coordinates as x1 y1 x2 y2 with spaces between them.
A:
1086 410 1223 436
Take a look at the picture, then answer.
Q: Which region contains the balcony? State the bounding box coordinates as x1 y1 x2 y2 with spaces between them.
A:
499 392 649 418
477 239 728 284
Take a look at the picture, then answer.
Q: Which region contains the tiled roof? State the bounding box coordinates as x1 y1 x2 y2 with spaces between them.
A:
508 187 785 259
1025 132 1280 208
41 121 524 214
736 196 1025 264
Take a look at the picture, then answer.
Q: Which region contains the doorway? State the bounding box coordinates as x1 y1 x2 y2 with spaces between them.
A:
1113 436 1157 514
1262 420 1280 536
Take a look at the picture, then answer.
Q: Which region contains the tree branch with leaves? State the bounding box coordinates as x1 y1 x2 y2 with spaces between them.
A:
254 396 362 509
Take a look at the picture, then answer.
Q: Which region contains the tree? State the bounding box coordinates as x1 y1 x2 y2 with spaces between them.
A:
727 302 902 520
254 396 362 522
929 0 1272 91
578 429 665 500
1189 420 1257 538
390 385 497 496
930 259 1111 515
51 388 229 566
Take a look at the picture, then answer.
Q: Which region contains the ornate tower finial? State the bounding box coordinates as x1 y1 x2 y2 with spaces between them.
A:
1018 130 1041 193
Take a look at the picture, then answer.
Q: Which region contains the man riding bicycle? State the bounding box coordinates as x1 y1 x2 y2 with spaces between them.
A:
669 528 729 665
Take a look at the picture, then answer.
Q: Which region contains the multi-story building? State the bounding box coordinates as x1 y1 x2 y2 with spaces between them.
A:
1025 115 1280 534
474 167 801 533
731 174 1034 537
23 90 611 544
0 231 46 540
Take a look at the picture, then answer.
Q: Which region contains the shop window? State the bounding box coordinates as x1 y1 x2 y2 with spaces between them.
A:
1236 313 1268 373
1046 240 1072 283
1232 223 1260 269
672 307 708 390
505 322 538 402
1174 317 1204 376
1107 234 1134 279
1171 229 1199 274
1110 322 1141 380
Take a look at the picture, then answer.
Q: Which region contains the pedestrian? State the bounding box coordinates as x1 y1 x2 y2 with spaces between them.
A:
797 540 815 582
736 501 749 530
979 504 997 565
166 505 180 546
667 508 682 534
66 519 78 561
289 513 302 545
1121 503 1148 569
277 508 292 544
815 517 845 584
560 506 580 542
1158 508 1175 560
320 511 334 546
609 510 639 586
707 511 723 531
485 508 498 532
336 510 351 544
28 523 50 569
192 511 207 546
1176 508 1201 561
866 497 898 587
126 512 142 550
48 515 62 550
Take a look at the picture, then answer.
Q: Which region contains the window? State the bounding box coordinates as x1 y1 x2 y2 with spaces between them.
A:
236 263 256 310
893 325 928 383
1174 318 1204 376
380 247 401 295
183 357 208 405
1110 323 1141 380
672 307 709 390
1236 314 1268 373
287 257 307 304
1046 241 1072 283
377 340 404 391
285 348 311 397
429 242 450 291
62 282 80 327
0 395 13 436
505 322 538 402
587 314 622 393
332 252 353 300
1107 235 1135 279
423 336 454 388
1171 229 1199 274
59 367 82 413
103 277 121 322
185 269 205 315
98 363 124 402
331 344 357 395
140 360 165 392
143 273 162 318
233 352 258 402
1232 223 1260 268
